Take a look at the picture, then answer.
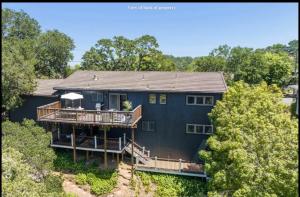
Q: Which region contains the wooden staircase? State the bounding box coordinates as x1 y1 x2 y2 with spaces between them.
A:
124 139 151 164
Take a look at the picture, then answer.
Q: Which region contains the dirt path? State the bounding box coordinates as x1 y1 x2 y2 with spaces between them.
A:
109 162 135 197
63 178 95 197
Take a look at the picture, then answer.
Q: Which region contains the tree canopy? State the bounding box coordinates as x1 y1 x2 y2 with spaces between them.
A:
200 81 298 196
2 8 75 111
35 30 75 78
81 35 175 71
2 120 64 197
2 8 41 40
2 120 56 179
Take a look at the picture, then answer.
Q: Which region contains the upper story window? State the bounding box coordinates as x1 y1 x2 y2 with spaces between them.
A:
186 95 214 106
149 94 156 104
159 94 167 104
186 124 213 135
142 121 155 131
92 92 103 102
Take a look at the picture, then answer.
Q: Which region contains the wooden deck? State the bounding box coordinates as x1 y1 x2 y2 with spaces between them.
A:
51 135 126 153
135 157 206 177
37 101 142 127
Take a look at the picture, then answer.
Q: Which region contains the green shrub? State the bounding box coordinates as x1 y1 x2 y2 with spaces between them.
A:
135 172 207 197
90 180 114 196
44 174 64 193
54 151 118 196
75 173 87 185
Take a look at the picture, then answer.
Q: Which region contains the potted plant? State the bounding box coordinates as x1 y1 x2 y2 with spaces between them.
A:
123 100 132 112
122 100 133 122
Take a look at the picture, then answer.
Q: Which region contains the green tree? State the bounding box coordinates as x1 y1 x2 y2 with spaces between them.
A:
209 44 231 59
191 56 226 72
2 147 48 197
2 8 41 40
35 30 75 78
200 81 298 197
164 55 194 71
81 35 174 71
64 64 81 77
2 39 37 111
2 120 56 179
1 8 41 111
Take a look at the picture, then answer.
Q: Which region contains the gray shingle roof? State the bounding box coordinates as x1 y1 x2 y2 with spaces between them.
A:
33 79 64 96
51 71 227 93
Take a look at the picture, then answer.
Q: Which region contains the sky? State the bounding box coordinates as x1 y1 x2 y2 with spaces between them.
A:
2 3 299 66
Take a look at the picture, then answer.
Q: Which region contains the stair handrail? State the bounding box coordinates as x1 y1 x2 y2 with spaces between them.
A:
125 142 150 161
126 138 150 157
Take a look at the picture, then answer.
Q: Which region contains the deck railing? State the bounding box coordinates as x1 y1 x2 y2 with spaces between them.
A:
37 101 142 127
51 132 126 152
135 157 204 174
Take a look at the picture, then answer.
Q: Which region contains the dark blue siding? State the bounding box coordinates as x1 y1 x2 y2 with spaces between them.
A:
9 95 59 122
9 91 222 161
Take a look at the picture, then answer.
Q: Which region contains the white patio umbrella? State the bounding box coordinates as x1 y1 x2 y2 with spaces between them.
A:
61 92 84 108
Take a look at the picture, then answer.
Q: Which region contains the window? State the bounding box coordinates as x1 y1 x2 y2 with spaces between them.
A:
187 124 195 133
149 94 156 104
159 94 167 104
186 124 213 134
204 125 213 134
91 92 103 102
186 95 214 106
142 121 155 131
196 97 203 105
195 125 203 134
187 96 195 104
204 97 213 105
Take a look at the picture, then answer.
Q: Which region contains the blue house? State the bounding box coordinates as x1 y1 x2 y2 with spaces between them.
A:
10 71 227 177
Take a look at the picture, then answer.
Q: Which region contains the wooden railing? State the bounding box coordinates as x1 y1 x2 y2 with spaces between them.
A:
127 138 151 157
37 101 61 119
136 156 204 174
37 101 142 127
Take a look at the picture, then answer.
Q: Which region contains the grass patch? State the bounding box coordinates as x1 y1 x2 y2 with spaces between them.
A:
54 150 118 196
135 171 207 197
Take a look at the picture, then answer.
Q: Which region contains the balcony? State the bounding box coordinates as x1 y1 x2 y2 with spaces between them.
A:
50 131 128 153
37 101 142 127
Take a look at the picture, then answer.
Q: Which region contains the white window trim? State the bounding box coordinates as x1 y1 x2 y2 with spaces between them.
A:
186 95 214 106
186 124 213 135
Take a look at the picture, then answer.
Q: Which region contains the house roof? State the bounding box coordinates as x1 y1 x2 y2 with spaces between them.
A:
33 79 64 96
51 70 227 93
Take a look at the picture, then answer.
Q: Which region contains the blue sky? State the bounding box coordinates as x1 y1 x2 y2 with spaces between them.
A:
3 3 298 66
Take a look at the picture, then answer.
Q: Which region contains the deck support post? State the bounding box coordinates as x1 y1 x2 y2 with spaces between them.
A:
119 137 122 150
179 159 182 172
142 147 145 155
50 132 53 145
71 134 73 146
91 127 94 157
131 127 135 178
94 136 97 149
58 127 60 140
117 153 119 164
136 157 139 165
155 156 157 169
104 126 109 169
148 150 150 157
86 151 89 161
121 152 124 161
123 133 126 145
72 125 76 163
